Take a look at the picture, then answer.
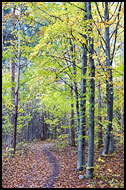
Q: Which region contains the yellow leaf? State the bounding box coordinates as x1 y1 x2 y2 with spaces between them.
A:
30 56 34 60
59 4 64 8
110 183 114 187
107 168 112 172
97 157 105 163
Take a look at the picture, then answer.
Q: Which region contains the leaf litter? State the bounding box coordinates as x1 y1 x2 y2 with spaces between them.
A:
2 140 124 188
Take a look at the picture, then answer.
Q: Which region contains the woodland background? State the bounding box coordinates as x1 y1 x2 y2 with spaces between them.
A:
2 2 124 188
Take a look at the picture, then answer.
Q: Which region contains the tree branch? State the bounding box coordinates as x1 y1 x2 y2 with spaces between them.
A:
108 2 119 21
111 2 122 64
95 2 104 23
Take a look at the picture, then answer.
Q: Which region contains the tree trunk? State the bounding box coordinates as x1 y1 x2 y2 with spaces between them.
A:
12 5 21 155
70 40 80 132
77 2 87 172
96 28 103 149
69 87 76 147
102 2 114 156
97 80 103 148
11 7 16 151
86 2 95 179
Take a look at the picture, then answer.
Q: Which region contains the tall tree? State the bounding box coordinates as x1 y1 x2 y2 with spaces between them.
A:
102 2 113 155
86 2 95 179
12 4 21 154
97 2 122 155
77 2 87 172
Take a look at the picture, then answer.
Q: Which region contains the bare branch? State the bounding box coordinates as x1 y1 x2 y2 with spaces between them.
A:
111 2 122 64
95 2 104 23
109 2 119 21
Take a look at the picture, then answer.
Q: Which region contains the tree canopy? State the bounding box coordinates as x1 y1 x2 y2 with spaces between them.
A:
2 2 124 187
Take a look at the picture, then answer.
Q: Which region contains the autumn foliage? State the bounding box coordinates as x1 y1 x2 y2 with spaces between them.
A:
2 141 124 188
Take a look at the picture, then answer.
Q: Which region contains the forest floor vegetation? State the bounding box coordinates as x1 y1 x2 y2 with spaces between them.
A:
2 140 124 188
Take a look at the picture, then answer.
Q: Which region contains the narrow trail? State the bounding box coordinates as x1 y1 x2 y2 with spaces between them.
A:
42 147 59 188
29 142 60 188
2 141 124 188
2 141 60 188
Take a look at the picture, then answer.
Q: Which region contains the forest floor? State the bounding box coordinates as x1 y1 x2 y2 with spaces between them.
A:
2 140 124 188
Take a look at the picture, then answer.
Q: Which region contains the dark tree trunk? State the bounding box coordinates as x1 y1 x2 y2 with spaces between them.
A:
77 2 87 172
86 2 95 179
102 2 114 155
96 30 103 149
97 80 103 148
41 114 45 140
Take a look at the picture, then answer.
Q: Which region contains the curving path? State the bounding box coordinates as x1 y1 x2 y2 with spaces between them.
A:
42 147 59 188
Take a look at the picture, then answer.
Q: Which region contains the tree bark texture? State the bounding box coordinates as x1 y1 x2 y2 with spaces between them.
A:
102 2 114 155
86 2 95 179
97 80 103 148
77 2 87 171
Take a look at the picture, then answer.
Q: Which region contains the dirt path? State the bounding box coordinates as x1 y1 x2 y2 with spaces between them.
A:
42 147 59 188
2 141 124 188
2 141 60 188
